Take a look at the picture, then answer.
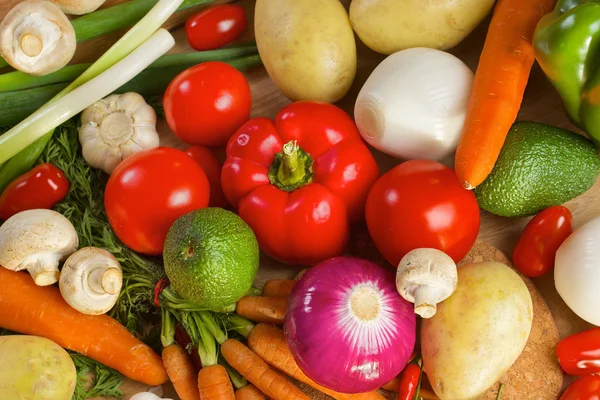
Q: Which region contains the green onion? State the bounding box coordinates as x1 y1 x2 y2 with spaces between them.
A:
0 45 257 93
0 0 228 69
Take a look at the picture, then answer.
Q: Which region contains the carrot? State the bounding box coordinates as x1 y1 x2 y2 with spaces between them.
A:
198 364 235 400
247 323 385 400
453 0 556 189
235 384 266 400
163 344 201 400
381 375 401 392
262 279 296 298
221 338 309 400
0 268 167 385
236 296 287 324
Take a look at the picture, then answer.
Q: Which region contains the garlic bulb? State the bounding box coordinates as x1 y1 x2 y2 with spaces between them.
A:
0 0 76 76
79 92 159 174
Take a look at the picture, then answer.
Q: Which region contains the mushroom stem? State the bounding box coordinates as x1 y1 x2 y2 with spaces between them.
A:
26 258 60 286
413 285 443 319
88 267 122 295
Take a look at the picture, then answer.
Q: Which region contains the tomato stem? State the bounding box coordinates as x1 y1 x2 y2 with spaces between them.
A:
268 140 314 192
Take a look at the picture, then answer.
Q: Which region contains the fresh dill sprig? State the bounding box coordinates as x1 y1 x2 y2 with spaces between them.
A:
39 120 164 335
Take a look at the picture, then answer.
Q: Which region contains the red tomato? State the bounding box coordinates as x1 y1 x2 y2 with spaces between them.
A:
560 375 600 400
185 146 228 208
164 61 252 147
365 160 480 266
513 206 573 278
185 5 247 51
0 163 69 221
104 147 210 256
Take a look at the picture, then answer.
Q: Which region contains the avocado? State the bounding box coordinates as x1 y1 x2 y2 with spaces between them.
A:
475 122 600 217
163 208 259 310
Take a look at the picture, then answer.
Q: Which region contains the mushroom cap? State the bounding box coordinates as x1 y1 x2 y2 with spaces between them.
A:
0 209 79 271
59 247 123 315
396 248 458 303
0 0 76 75
50 0 106 15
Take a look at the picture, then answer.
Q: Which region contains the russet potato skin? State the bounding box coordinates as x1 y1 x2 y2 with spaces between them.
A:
421 262 533 400
0 335 76 400
349 0 496 55
255 0 357 103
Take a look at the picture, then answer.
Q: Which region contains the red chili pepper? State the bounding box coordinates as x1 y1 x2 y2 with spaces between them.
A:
0 163 69 221
560 375 600 400
512 205 573 278
398 362 421 400
221 101 380 265
557 328 600 375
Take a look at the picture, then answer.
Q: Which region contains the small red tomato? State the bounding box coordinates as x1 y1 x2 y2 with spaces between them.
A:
164 61 252 147
0 163 69 221
104 147 210 255
560 375 600 400
365 160 480 266
185 146 228 208
185 5 247 51
513 205 573 278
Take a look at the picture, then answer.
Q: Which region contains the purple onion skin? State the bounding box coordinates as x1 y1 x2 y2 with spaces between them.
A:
284 256 416 394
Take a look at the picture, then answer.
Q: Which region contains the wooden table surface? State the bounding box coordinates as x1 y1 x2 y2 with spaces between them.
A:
1 0 597 398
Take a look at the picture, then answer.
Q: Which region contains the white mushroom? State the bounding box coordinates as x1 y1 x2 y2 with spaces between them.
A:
79 92 159 174
50 0 106 15
0 209 78 286
396 248 458 319
59 247 123 315
0 0 76 76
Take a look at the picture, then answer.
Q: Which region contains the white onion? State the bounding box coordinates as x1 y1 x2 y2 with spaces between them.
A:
354 47 474 161
555 216 600 326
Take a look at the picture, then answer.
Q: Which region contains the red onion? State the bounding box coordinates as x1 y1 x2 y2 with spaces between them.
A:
284 256 416 393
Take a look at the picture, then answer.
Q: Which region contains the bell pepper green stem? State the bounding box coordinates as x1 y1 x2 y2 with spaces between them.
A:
268 141 314 192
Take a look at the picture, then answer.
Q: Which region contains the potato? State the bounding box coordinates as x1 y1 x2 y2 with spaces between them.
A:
349 0 496 54
0 335 76 400
421 262 533 400
254 0 357 102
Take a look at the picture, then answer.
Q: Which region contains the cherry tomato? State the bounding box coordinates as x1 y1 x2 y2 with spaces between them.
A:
0 163 69 221
365 160 480 266
104 147 210 256
560 375 600 400
185 146 228 208
185 5 247 51
164 61 252 147
513 205 573 278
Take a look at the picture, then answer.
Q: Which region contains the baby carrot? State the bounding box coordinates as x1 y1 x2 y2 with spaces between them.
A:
235 384 266 400
0 268 167 385
454 0 556 189
262 279 296 298
198 364 235 400
236 296 287 324
221 338 309 400
247 323 385 400
163 344 201 400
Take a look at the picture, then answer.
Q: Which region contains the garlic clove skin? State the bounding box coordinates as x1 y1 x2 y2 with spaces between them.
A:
0 0 76 76
79 92 159 174
59 247 123 315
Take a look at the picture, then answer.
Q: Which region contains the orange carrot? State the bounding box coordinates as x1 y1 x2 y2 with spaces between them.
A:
0 268 167 385
198 364 235 400
236 296 287 324
248 323 385 400
262 280 296 298
163 344 201 400
381 375 401 392
221 338 309 400
235 384 266 400
454 0 556 189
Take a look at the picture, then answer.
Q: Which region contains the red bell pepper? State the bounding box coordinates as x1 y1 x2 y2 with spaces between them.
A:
0 163 69 221
557 328 600 375
222 101 380 265
560 375 600 400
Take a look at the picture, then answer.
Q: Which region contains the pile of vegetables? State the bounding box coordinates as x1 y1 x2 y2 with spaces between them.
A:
2 0 600 399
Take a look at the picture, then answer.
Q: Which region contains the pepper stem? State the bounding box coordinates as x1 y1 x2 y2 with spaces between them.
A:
269 141 314 192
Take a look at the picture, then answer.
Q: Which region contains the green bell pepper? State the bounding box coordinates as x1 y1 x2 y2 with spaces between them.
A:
533 0 600 148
